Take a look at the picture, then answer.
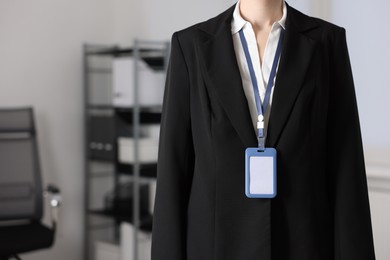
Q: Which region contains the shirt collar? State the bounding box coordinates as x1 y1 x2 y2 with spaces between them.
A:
231 0 287 34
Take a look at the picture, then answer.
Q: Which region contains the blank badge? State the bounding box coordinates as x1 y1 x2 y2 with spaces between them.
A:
245 148 277 198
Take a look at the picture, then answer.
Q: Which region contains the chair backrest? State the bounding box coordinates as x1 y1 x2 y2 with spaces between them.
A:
0 108 43 221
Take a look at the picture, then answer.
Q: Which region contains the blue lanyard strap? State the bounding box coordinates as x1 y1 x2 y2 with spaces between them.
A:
239 27 285 148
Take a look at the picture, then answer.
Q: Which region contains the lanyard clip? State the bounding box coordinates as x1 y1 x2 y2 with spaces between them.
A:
257 115 265 149
257 126 265 150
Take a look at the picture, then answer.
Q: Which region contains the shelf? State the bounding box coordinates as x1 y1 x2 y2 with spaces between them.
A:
117 163 157 178
86 47 163 56
84 41 169 260
86 105 114 110
86 48 167 69
86 160 157 179
87 104 162 112
115 105 162 113
88 155 115 162
88 68 112 74
87 171 114 178
116 109 161 124
88 209 153 232
86 105 162 124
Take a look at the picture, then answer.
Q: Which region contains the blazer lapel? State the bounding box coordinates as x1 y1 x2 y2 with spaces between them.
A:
266 5 319 147
198 4 258 148
197 3 319 148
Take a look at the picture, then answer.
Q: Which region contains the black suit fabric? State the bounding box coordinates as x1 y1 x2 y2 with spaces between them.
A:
151 2 376 260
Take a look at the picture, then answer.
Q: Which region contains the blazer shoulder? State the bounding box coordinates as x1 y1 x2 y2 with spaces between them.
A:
311 16 346 38
171 3 235 46
312 16 347 47
287 6 345 39
168 24 199 58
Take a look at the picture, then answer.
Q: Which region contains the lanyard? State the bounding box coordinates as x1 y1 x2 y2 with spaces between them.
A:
239 27 285 148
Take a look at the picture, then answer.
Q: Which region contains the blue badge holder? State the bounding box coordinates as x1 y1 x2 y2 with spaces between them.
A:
245 147 277 198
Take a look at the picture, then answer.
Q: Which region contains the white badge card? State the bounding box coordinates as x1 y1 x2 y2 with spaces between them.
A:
245 148 277 198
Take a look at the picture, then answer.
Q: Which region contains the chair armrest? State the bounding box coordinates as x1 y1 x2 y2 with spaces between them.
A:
44 184 62 232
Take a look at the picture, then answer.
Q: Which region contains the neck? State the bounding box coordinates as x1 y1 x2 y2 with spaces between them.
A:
239 0 283 30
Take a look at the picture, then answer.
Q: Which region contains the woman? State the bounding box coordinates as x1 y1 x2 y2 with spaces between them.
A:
151 0 376 259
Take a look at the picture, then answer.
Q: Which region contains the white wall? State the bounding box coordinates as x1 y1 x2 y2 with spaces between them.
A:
112 0 236 44
288 0 390 149
0 0 114 259
329 0 390 148
290 0 390 149
0 0 233 259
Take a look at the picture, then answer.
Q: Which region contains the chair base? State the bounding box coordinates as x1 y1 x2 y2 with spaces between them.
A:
0 222 54 257
0 255 21 260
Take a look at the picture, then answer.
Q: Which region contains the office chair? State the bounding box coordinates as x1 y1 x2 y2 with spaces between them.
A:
0 108 62 260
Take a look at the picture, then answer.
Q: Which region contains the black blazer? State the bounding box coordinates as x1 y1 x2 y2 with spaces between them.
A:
151 2 376 260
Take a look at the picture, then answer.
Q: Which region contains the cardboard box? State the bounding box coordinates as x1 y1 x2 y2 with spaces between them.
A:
113 57 165 107
95 241 120 260
118 137 159 164
120 223 151 260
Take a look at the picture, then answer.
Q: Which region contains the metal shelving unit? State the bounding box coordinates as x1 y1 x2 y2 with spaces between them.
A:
83 40 170 260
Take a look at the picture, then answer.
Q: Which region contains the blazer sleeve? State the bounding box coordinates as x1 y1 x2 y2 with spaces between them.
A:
151 32 195 260
327 27 376 260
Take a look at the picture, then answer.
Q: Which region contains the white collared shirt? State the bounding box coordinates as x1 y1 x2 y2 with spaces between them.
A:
231 0 287 138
